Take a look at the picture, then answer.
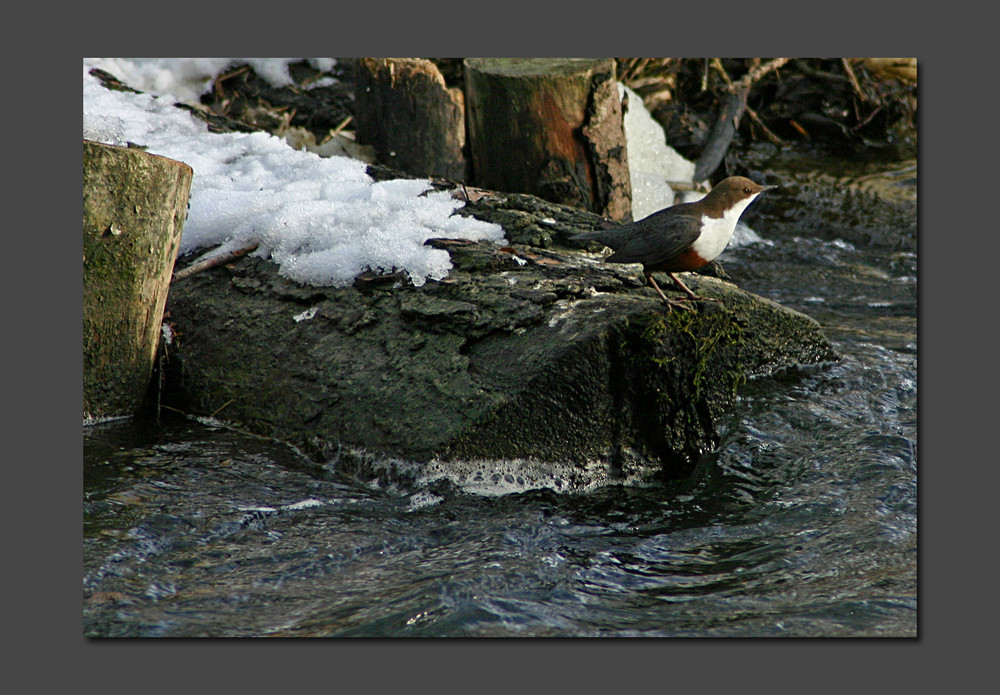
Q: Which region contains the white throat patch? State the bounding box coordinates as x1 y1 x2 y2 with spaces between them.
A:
691 193 761 262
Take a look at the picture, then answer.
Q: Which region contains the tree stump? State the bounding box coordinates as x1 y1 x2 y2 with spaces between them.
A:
83 140 193 419
354 58 467 181
464 58 632 221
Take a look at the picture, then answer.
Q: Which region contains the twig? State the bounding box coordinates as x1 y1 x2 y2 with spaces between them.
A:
319 115 354 145
216 65 250 83
841 58 867 101
695 58 789 180
853 103 884 131
299 71 324 88
713 62 785 147
665 180 703 192
746 104 786 146
213 65 250 100
209 399 234 418
710 59 734 88
789 120 810 138
172 243 260 283
793 61 849 83
618 58 650 83
734 58 790 91
332 115 353 135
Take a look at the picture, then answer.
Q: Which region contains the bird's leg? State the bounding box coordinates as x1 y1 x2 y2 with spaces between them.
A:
668 272 720 303
646 273 695 311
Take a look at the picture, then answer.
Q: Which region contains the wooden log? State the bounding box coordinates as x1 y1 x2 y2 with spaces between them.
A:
83 140 192 419
693 84 750 183
354 58 467 181
464 58 631 221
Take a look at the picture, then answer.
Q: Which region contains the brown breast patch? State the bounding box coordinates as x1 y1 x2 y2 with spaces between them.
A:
647 245 708 273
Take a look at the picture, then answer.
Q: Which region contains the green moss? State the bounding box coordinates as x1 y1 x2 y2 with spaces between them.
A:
633 308 743 389
620 306 747 452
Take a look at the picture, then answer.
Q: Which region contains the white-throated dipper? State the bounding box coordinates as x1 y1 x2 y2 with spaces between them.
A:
571 176 776 309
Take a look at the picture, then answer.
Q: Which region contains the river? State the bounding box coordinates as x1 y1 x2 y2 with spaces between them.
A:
83 154 917 637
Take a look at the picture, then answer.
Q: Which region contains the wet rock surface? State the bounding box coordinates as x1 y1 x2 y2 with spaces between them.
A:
740 144 917 251
164 191 838 485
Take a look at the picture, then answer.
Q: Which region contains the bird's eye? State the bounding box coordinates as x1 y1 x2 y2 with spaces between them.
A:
744 188 751 193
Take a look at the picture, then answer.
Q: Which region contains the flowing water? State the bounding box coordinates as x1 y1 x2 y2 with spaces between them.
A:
83 157 917 638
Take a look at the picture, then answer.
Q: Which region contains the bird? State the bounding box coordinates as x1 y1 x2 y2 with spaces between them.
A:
571 176 776 310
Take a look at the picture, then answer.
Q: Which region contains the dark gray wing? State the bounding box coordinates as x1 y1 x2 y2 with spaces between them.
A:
573 207 701 266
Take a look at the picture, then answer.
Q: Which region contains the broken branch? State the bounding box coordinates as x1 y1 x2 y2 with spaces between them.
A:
172 243 260 283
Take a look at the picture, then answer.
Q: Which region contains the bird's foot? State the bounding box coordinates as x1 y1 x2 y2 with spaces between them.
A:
650 286 696 311
661 296 696 311
682 294 721 304
656 292 724 312
666 273 722 304
647 273 721 310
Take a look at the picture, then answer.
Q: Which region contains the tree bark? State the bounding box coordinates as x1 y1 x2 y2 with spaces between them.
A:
464 58 632 221
83 140 192 419
354 58 467 181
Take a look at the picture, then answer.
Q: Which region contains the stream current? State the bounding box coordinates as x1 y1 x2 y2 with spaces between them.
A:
84 157 917 637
